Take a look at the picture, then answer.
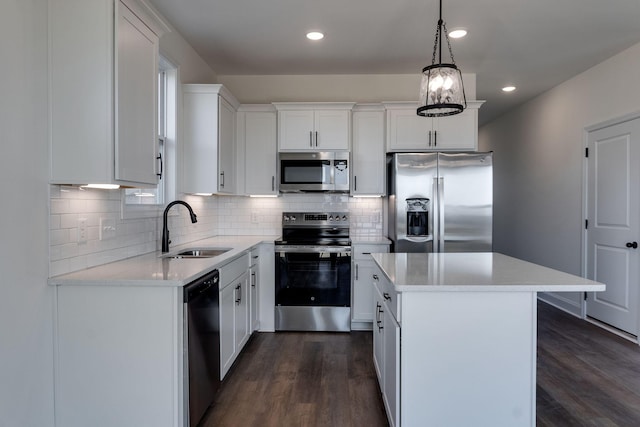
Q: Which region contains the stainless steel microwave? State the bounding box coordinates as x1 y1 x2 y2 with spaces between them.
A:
279 152 349 193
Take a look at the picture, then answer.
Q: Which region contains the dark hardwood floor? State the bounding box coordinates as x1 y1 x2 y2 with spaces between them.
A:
536 302 640 426
201 331 387 427
201 302 640 427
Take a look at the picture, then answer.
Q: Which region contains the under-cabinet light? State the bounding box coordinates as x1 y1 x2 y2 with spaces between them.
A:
81 184 120 190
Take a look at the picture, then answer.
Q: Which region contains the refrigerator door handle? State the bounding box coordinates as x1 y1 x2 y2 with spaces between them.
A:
438 177 445 252
433 177 439 251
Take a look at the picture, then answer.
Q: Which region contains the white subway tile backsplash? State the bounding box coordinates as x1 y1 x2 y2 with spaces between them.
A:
49 185 384 276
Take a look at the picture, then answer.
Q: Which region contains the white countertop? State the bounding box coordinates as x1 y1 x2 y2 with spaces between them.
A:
371 252 606 292
48 235 279 287
350 235 391 245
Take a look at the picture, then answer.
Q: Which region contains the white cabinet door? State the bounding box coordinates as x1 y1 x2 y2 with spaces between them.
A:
314 110 351 150
218 96 236 193
386 101 483 152
383 307 400 427
432 107 478 151
49 0 166 187
278 110 315 150
249 251 260 332
115 2 158 185
353 263 375 322
352 243 390 324
233 272 250 352
275 103 354 151
220 282 236 378
352 109 386 195
387 107 432 151
373 278 385 385
242 109 277 195
182 84 239 195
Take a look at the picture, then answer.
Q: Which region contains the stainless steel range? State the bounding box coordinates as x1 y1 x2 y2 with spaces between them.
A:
275 212 351 332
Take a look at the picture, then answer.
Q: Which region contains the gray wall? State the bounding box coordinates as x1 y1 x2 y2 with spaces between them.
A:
0 1 217 425
0 1 53 426
479 41 640 314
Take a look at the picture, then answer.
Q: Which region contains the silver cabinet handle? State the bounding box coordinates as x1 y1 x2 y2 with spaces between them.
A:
434 130 437 147
251 272 256 288
383 292 391 301
373 274 379 281
355 263 359 280
428 130 432 147
220 171 225 188
315 131 319 147
309 131 313 147
354 175 357 191
271 176 275 191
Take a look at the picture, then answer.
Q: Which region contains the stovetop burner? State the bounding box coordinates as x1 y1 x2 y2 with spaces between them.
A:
276 212 350 246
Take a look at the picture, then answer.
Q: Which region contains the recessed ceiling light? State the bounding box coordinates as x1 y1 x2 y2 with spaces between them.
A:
502 86 517 92
449 28 467 39
306 31 324 41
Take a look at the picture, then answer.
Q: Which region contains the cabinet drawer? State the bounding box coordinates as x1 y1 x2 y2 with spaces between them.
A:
373 271 401 322
353 244 389 260
219 253 249 288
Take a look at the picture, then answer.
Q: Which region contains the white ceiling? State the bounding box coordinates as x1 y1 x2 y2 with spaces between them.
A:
147 0 640 125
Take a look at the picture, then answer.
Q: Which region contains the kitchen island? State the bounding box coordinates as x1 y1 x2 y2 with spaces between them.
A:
370 252 605 427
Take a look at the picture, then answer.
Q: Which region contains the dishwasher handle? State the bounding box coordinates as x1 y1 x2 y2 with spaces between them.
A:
184 270 219 303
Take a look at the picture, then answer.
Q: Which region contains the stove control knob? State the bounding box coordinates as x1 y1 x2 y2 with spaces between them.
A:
329 215 334 221
284 215 290 221
290 216 296 221
342 215 348 221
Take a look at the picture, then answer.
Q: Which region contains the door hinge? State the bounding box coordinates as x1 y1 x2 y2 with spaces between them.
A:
585 219 589 229
585 147 589 157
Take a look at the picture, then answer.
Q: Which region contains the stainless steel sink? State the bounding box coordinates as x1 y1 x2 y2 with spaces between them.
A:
163 248 232 259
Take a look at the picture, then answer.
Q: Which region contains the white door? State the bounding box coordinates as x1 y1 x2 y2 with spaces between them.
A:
586 117 640 336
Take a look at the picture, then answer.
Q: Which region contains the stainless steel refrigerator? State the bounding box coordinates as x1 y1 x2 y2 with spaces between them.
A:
387 152 493 253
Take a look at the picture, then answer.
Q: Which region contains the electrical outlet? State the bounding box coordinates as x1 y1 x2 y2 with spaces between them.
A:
77 218 88 243
100 218 117 240
251 211 259 224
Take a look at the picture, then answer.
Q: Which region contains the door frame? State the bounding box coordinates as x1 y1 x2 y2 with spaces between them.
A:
582 110 640 342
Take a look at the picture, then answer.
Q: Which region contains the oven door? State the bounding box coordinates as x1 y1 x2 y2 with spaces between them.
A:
275 245 351 307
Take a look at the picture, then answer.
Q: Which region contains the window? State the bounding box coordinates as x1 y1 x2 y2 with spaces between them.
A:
122 56 177 218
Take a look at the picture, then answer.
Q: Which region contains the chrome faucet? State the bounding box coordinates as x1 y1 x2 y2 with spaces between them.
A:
162 200 197 253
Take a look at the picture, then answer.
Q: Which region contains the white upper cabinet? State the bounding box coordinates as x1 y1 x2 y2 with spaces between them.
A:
238 105 278 196
182 84 240 195
352 105 386 196
385 101 484 152
274 103 355 151
49 0 169 187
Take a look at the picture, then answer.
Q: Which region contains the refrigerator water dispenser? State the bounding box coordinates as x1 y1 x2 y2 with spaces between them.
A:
406 198 430 236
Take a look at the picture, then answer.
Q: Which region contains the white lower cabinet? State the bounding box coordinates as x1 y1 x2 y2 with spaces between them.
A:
219 253 251 379
373 269 400 427
249 250 260 331
352 243 390 327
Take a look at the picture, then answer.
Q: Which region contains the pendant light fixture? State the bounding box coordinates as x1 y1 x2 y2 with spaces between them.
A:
417 0 466 117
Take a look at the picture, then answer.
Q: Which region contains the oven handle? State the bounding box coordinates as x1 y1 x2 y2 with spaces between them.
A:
275 245 351 254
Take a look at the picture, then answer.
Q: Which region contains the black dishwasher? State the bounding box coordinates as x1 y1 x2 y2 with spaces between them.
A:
184 269 220 427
